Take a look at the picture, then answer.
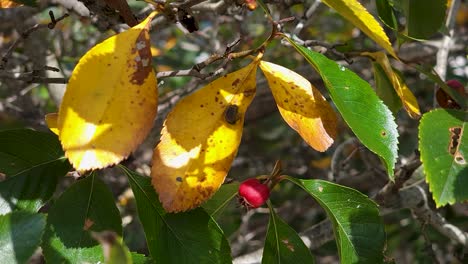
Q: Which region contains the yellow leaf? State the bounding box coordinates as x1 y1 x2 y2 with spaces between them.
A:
362 51 420 118
259 61 337 152
322 0 397 58
0 0 22 8
58 12 159 171
45 113 59 135
151 60 259 212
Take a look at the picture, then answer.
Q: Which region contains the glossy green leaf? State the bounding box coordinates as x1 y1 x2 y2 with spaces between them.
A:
288 41 398 178
262 202 315 264
0 212 46 263
122 167 232 264
286 177 385 264
419 109 468 206
373 62 402 115
0 129 65 176
93 231 132 264
202 182 239 218
400 0 447 39
42 173 122 263
0 129 71 214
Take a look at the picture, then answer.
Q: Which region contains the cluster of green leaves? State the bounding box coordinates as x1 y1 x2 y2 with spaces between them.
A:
0 129 386 263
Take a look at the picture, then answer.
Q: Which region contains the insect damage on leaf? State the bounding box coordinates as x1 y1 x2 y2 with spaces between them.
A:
130 32 152 85
151 60 260 212
449 126 465 165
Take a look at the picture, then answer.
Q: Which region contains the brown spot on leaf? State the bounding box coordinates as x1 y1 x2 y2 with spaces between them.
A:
129 30 152 85
381 130 387 137
224 105 239 124
176 176 183 182
83 218 94 231
232 79 240 86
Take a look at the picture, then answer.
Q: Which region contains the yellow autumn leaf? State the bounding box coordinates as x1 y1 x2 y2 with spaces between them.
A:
259 61 337 152
362 51 420 118
322 0 397 58
151 60 259 212
57 12 159 171
0 0 22 8
45 113 59 135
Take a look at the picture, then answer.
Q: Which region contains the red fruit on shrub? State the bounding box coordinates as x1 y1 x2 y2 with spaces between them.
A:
238 178 270 208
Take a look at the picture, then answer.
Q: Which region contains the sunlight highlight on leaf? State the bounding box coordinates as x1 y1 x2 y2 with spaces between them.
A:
57 12 158 171
259 61 337 151
363 51 420 118
152 60 259 212
321 0 397 58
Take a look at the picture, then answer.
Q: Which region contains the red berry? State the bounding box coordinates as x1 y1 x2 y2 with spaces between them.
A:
446 79 464 90
238 178 270 208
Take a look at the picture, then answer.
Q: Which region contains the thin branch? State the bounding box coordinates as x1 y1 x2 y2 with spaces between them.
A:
0 11 69 70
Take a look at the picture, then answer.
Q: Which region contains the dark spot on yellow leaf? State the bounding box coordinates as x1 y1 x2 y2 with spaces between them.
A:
176 176 183 182
136 90 140 94
192 136 196 140
211 112 214 116
130 101 134 104
215 97 218 102
232 79 240 86
244 88 255 97
91 145 96 149
200 104 204 108
129 31 152 85
107 63 111 66
224 105 239 124
113 56 118 59
284 99 289 103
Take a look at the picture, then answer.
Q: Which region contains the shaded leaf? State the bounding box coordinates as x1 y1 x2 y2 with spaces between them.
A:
57 12 158 171
0 129 70 214
262 202 315 263
401 0 447 39
0 212 46 263
42 173 122 263
0 129 64 176
286 177 385 264
93 231 132 264
321 0 397 58
259 60 337 151
202 182 239 218
419 109 468 206
123 167 232 263
363 51 420 118
152 60 259 212
287 40 398 178
372 62 402 115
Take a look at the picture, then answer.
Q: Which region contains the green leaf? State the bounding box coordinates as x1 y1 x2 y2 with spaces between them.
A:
0 212 46 263
375 0 398 30
122 166 232 264
286 177 385 264
42 173 122 263
93 231 133 264
202 182 239 218
262 202 315 264
373 62 402 115
131 253 152 264
321 0 396 58
400 0 447 39
0 129 65 176
419 109 468 206
0 129 71 214
287 41 398 178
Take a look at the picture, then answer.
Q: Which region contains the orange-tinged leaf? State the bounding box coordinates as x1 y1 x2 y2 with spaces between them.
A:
45 113 59 135
151 61 259 212
58 12 158 171
0 0 22 8
259 61 337 152
362 51 420 118
322 0 397 58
